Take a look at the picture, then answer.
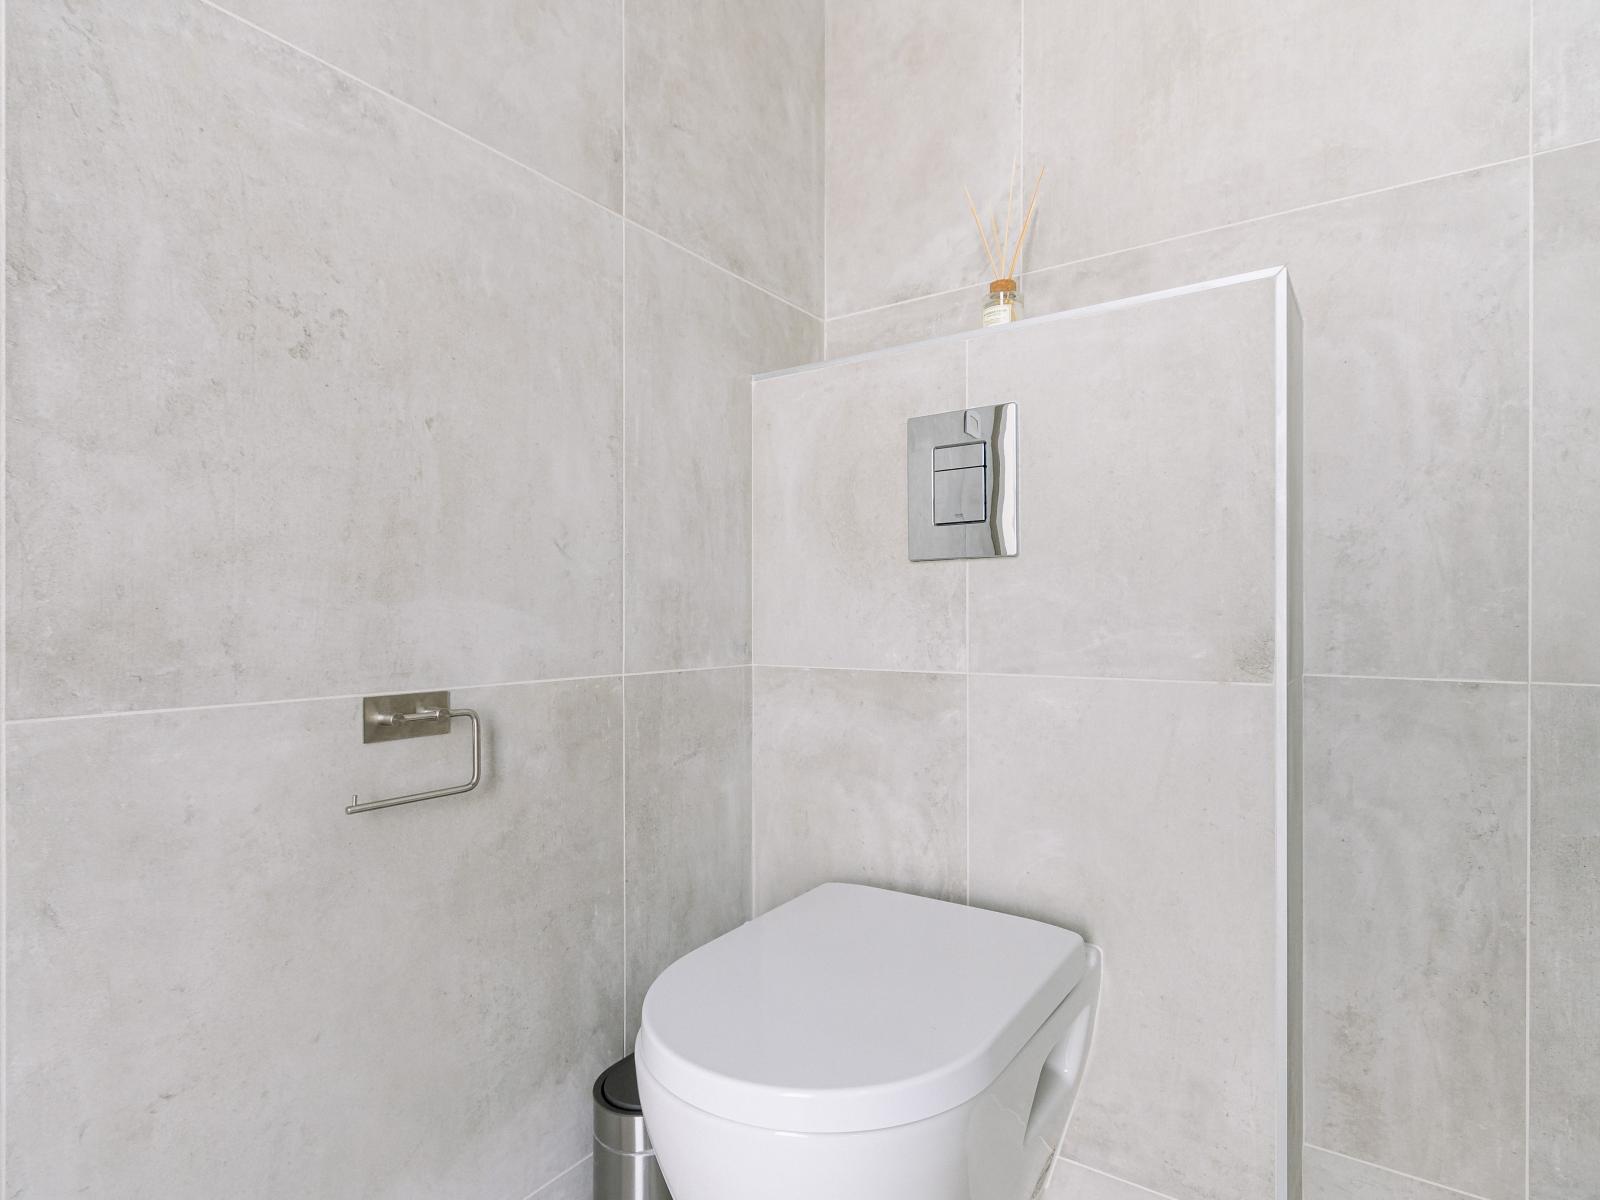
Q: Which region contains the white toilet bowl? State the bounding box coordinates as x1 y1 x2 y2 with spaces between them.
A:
635 883 1101 1200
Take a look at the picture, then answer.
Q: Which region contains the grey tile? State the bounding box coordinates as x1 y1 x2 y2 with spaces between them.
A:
625 229 818 674
752 666 965 913
532 1157 595 1200
1303 677 1527 1200
827 162 1532 683
826 285 981 359
1534 0 1600 151
1530 685 1600 1199
215 0 625 207
1023 0 1528 268
4 678 624 1200
967 276 1280 682
1532 143 1600 684
753 342 966 672
5 0 625 718
1302 1146 1481 1200
624 667 752 1046
626 0 823 311
825 0 1020 315
968 674 1278 1200
957 163 1527 684
1045 1159 1183 1200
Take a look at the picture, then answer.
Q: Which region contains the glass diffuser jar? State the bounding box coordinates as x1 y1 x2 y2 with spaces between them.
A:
982 278 1021 327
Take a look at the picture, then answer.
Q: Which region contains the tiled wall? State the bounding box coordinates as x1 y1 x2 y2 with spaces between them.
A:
3 0 820 1196
822 4 1599 1200
752 275 1296 1200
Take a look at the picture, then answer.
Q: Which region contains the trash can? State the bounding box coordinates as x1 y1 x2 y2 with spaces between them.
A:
593 1055 672 1200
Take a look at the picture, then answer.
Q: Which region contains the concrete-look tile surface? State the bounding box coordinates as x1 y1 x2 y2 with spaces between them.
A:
532 1157 595 1200
214 0 625 207
625 230 819 674
966 278 1279 682
753 342 967 672
5 0 625 718
752 667 965 913
1532 142 1600 684
1045 1159 1183 1200
1304 676 1527 1200
825 0 1020 315
1534 0 1600 151
624 667 752 1046
1302 1146 1483 1200
4 678 624 1200
1022 0 1528 268
626 0 823 311
968 674 1277 1200
1530 685 1600 1199
838 164 1530 682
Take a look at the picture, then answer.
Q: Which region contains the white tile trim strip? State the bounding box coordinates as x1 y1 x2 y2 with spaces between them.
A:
756 267 1289 380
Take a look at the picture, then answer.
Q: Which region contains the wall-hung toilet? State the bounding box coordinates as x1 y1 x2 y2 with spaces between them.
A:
635 883 1102 1200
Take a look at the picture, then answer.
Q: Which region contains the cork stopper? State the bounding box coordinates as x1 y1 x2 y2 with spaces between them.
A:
989 278 1018 294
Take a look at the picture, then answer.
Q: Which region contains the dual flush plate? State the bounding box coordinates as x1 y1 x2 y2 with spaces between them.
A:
907 403 1018 561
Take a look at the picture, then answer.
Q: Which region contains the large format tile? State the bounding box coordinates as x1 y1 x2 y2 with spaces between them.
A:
826 0 1020 315
5 678 624 1200
216 0 624 206
626 0 823 311
969 675 1277 1200
1023 0 1528 267
966 277 1279 682
1303 677 1527 1200
753 342 966 672
1534 0 1600 151
1046 1159 1181 1200
624 667 752 1046
5 0 624 718
625 230 818 673
1530 685 1600 1199
840 164 1529 681
752 667 965 913
534 1157 595 1200
1302 1146 1479 1200
1532 143 1600 684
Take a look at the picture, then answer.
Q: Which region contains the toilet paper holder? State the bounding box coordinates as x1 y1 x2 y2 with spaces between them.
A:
346 691 481 815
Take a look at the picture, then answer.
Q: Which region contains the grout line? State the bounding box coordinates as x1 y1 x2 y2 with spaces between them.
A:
1055 1158 1185 1200
3 665 748 728
1524 52 1535 1196
1304 1144 1498 1200
825 149 1537 327
820 0 829 324
754 664 1277 687
1531 131 1600 158
1 0 9 1190
522 1155 591 1200
620 197 630 1056
195 0 822 324
1303 672 1530 688
963 342 972 907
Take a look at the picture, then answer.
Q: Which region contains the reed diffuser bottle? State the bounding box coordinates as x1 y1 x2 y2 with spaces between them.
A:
983 278 1020 326
966 165 1044 331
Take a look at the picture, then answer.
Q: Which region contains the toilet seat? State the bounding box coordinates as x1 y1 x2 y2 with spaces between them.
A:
636 883 1087 1135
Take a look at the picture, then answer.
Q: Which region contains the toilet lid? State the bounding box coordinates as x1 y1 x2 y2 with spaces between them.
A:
635 883 1087 1134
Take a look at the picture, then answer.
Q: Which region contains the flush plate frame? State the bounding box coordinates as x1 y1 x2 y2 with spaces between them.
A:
908 402 1018 561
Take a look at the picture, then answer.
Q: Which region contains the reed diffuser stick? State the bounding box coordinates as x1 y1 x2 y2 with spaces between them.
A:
1007 168 1046 279
965 185 1000 277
